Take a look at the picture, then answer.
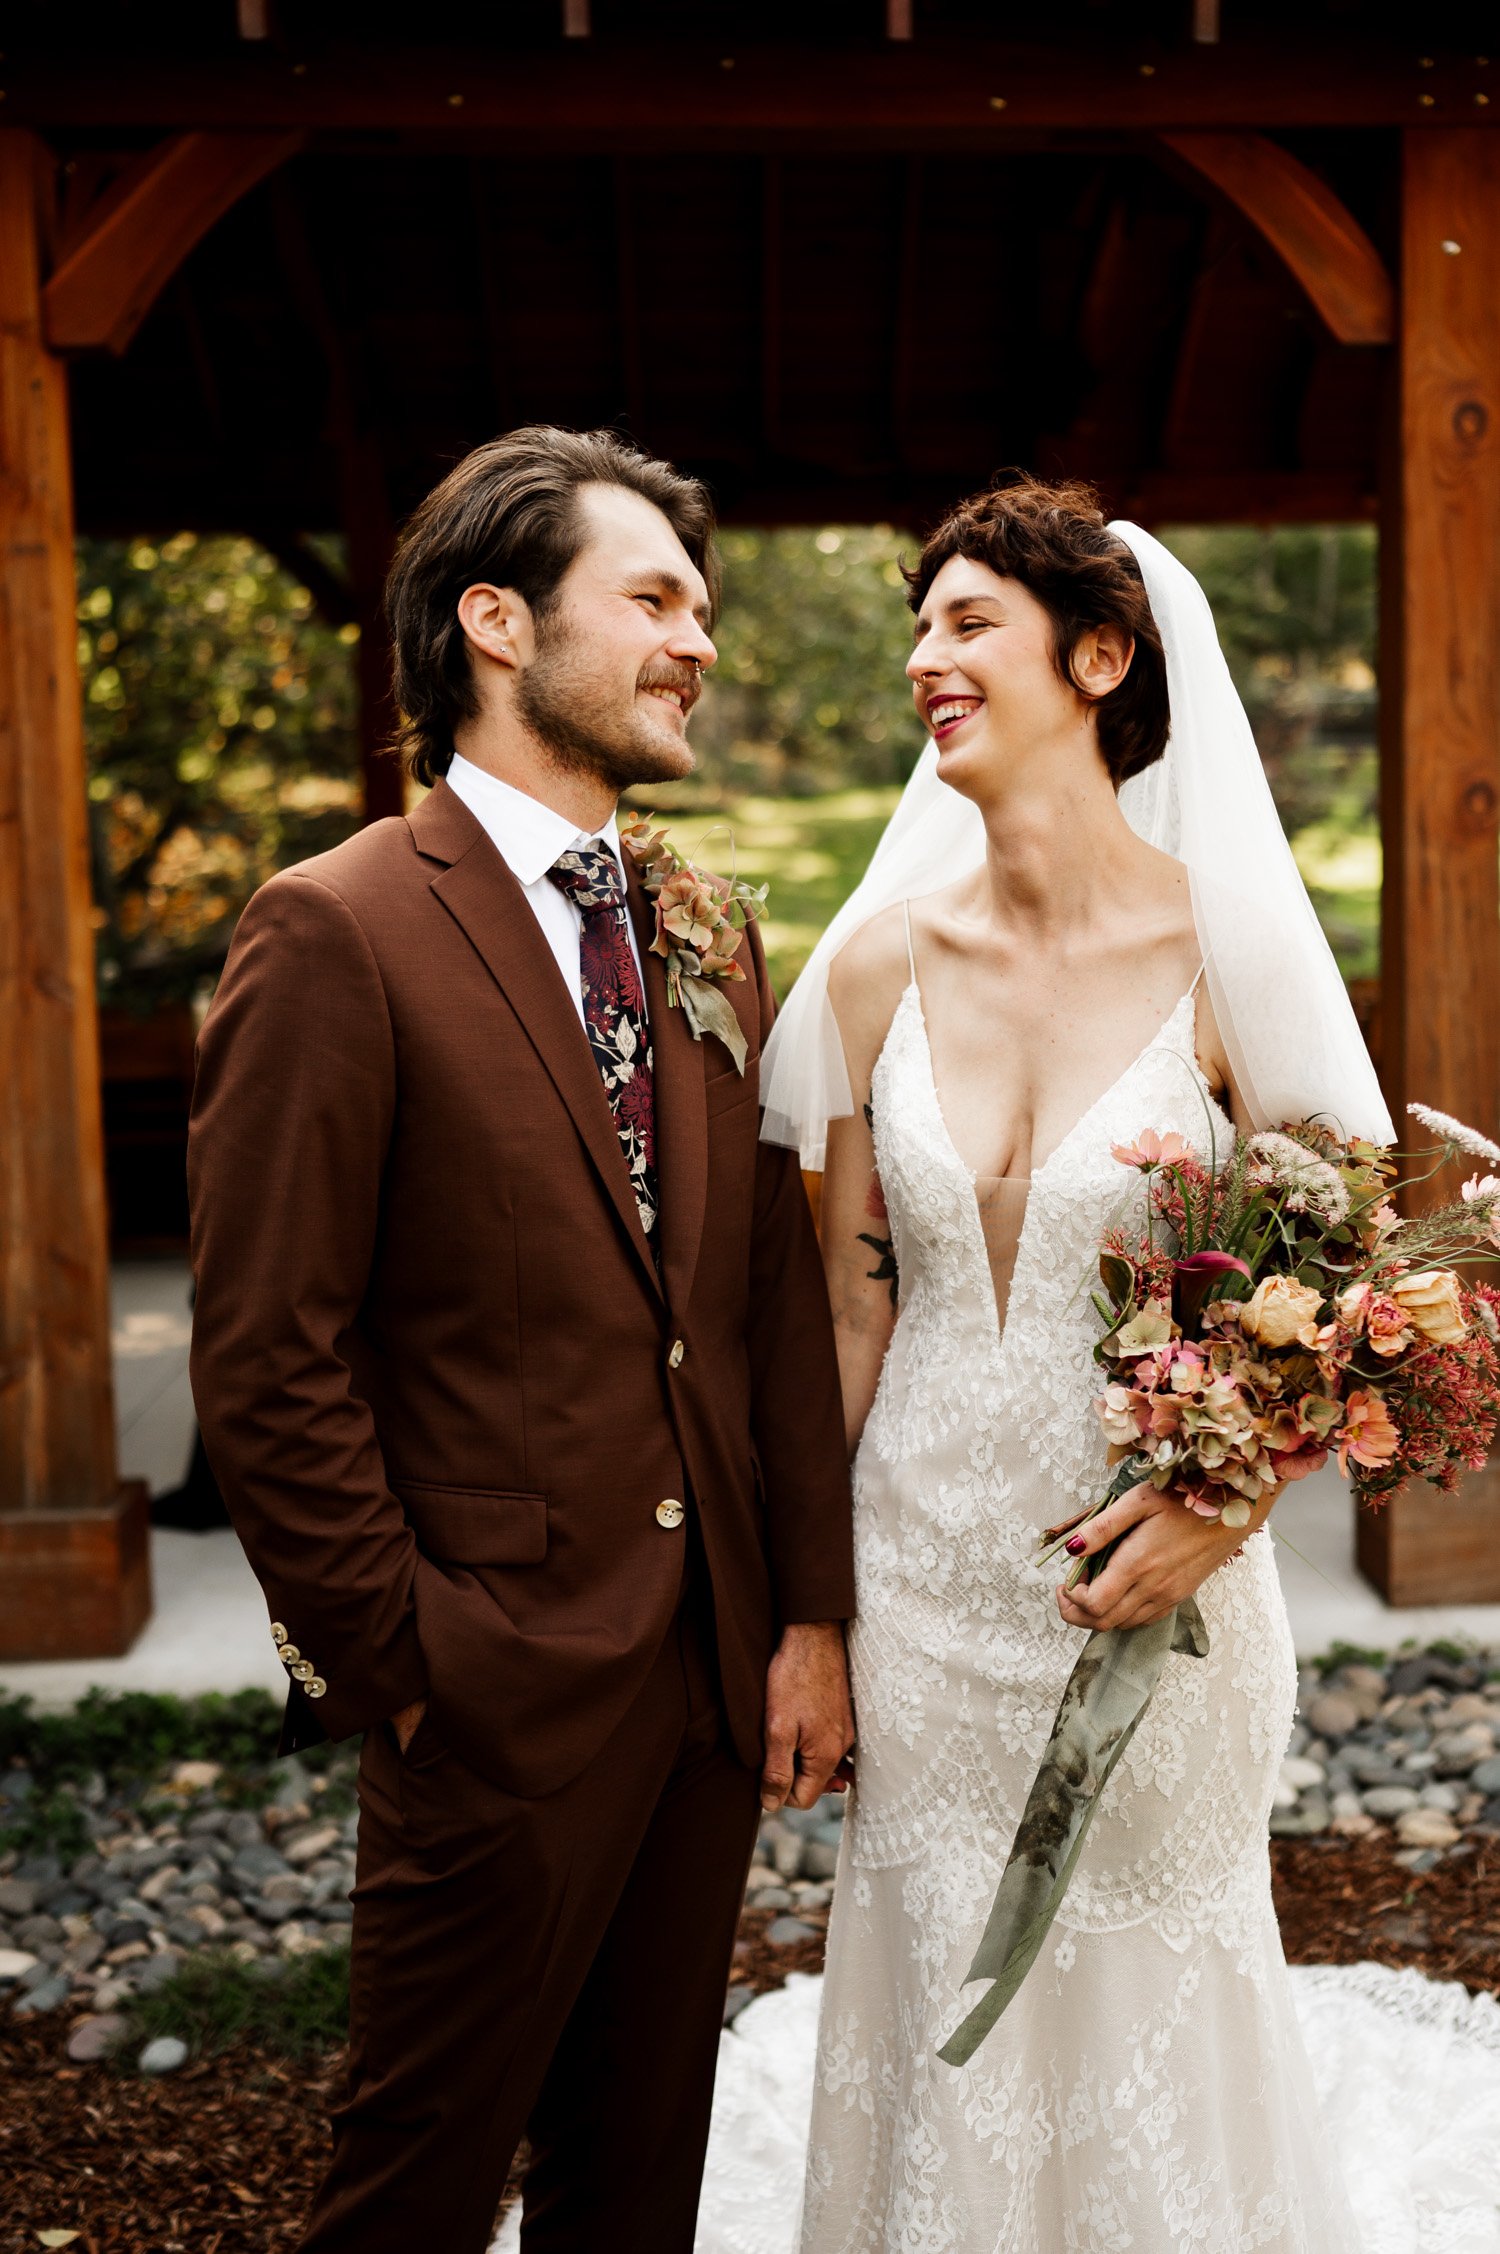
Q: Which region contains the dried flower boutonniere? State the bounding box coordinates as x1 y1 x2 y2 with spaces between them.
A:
618 812 768 1075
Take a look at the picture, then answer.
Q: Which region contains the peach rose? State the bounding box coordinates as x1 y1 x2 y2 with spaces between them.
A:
1239 1274 1326 1350
1388 1269 1468 1347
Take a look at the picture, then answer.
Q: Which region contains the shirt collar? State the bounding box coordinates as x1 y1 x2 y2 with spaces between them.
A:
446 753 626 889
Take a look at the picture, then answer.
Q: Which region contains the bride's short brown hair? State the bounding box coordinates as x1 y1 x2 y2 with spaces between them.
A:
905 474 1168 788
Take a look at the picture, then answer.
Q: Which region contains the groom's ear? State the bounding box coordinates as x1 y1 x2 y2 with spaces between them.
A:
456 582 533 676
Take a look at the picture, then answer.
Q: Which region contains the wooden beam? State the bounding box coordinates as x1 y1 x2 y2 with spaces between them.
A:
1368 129 1500 1601
0 131 152 1637
44 130 302 356
563 0 591 34
1161 131 1394 345
886 0 915 38
8 41 1500 135
269 179 402 824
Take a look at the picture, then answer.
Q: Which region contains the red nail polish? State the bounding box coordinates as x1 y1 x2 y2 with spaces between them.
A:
1065 1535 1087 1555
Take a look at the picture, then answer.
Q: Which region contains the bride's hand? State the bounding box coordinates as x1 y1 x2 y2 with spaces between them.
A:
1055 1480 1275 1633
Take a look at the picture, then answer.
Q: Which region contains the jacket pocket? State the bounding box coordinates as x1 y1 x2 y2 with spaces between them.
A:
395 1480 548 1566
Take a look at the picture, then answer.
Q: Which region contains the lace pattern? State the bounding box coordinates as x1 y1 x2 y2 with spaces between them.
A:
803 982 1362 2252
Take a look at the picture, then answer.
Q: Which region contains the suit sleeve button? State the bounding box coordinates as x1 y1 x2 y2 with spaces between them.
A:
270 1623 288 1645
668 1339 685 1369
306 1677 327 1698
279 1645 301 1665
656 1499 685 1529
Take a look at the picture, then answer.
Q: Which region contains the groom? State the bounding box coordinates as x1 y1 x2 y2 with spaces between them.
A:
188 426 855 2253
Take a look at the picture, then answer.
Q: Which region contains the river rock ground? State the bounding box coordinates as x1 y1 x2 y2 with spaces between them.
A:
3 1645 1498 2252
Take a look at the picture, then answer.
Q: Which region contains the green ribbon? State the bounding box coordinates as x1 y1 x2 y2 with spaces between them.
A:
938 1597 1210 2068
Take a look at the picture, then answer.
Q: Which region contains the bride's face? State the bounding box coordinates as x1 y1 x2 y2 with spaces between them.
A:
907 555 1110 799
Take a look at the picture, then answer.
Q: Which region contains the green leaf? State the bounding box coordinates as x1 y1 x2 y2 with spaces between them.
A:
677 977 748 1074
937 1599 1209 2066
1098 1253 1135 1303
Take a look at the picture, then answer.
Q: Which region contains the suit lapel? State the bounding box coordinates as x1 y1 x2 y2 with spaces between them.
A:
626 853 707 1314
411 783 663 1300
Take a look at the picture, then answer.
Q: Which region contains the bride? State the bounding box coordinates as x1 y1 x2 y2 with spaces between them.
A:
755 478 1389 2252
489 481 1500 2254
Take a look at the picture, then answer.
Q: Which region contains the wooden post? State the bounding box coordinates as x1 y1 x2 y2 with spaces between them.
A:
1361 128 1500 1606
0 131 150 1654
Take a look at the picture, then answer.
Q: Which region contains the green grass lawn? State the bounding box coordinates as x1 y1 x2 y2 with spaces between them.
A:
628 785 1380 1001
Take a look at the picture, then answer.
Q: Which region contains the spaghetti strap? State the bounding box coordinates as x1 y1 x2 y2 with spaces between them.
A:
1187 956 1209 998
902 899 918 988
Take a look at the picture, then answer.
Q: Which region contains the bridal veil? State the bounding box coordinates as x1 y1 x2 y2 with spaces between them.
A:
758 522 1393 1167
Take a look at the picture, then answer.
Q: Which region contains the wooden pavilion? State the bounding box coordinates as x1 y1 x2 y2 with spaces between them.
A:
2 1 1497 1651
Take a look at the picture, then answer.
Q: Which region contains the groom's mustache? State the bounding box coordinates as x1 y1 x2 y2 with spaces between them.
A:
637 661 703 718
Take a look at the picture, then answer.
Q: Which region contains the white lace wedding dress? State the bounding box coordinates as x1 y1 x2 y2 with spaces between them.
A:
492 958 1500 2254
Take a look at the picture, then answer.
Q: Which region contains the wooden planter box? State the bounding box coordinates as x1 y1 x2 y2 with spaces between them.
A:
1356 1464 1500 1607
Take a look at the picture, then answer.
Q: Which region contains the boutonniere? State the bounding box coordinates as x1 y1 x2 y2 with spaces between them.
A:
618 812 768 1076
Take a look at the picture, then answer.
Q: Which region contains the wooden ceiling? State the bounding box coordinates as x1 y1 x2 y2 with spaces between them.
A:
60 140 1387 538
14 2 1488 533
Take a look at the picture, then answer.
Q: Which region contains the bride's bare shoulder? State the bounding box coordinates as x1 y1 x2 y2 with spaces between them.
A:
827 903 913 1082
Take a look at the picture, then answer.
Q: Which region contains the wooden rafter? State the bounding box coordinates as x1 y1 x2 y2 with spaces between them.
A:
563 0 591 34
887 0 914 38
1161 130 1394 345
10 43 1500 134
44 130 302 355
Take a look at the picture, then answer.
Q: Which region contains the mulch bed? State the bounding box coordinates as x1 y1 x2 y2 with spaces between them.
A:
3 1861 1493 2252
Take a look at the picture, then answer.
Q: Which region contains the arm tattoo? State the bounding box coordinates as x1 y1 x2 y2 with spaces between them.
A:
857 1231 899 1308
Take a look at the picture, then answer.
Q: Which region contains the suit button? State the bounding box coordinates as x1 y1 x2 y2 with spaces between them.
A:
279 1645 301 1665
668 1339 685 1369
291 1660 314 1681
270 1623 288 1645
306 1677 327 1699
656 1498 685 1529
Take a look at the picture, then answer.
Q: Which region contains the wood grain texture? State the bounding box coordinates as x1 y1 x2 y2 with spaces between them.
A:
1373 130 1500 1603
0 1480 151 1657
1356 1466 1500 1607
0 130 119 1515
44 130 301 356
5 42 1499 136
1161 131 1394 345
1380 131 1500 1156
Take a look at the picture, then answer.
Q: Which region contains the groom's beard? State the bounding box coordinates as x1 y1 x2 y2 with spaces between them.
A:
515 627 699 795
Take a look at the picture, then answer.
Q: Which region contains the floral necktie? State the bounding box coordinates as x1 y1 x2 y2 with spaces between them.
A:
546 845 659 1246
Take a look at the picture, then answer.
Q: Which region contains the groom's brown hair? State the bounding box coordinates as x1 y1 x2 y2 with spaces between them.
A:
386 425 720 787
905 474 1169 788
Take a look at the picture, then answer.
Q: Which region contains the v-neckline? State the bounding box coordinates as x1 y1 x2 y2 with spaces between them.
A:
902 979 1203 1192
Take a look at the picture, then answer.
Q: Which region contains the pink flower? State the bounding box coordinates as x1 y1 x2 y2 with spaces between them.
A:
1111 1129 1195 1173
1174 1251 1252 1287
1337 1388 1400 1474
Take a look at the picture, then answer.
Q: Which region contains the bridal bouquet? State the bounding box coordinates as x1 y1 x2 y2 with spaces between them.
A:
941 1101 1500 2066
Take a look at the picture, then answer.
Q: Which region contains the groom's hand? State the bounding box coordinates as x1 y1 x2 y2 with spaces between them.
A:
389 1696 427 1754
761 1621 855 1813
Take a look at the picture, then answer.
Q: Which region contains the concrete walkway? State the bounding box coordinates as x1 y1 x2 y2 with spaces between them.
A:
2 1258 1496 1711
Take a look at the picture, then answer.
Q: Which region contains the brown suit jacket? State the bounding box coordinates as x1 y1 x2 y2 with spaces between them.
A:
187 779 854 1797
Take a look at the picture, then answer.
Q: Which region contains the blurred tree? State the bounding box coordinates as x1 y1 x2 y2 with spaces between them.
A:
79 533 360 1016
690 527 927 795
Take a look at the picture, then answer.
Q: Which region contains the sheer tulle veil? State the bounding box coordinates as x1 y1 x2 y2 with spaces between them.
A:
758 521 1393 1170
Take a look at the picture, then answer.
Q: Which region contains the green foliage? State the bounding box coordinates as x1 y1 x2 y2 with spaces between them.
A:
123 1944 351 2063
79 520 1381 1013
672 526 928 796
0 1686 285 1790
79 532 360 1016
1313 1640 1390 1675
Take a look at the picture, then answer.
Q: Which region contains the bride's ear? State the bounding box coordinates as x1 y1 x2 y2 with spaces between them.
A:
1074 624 1134 702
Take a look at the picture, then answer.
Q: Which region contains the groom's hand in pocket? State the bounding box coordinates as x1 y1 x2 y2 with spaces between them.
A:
389 1696 427 1754
761 1621 856 1812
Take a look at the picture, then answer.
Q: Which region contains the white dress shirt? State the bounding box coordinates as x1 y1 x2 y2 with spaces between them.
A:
444 753 647 1027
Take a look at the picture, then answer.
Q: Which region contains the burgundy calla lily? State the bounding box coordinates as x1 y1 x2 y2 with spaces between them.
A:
1174 1251 1253 1284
